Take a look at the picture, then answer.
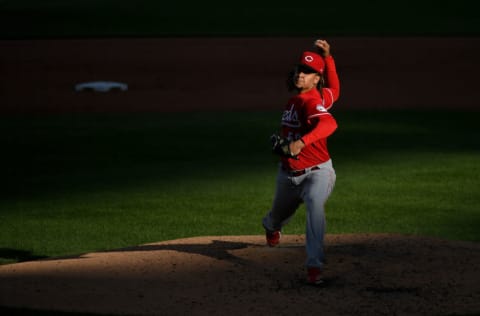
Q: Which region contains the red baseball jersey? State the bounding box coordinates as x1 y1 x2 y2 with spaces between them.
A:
280 56 340 171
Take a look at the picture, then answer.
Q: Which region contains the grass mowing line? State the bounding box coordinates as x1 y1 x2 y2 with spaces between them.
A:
0 109 479 265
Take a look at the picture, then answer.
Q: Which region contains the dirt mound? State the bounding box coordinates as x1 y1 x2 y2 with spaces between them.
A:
1 234 479 316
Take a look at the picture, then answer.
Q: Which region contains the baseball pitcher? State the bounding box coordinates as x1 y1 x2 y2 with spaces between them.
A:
263 39 340 285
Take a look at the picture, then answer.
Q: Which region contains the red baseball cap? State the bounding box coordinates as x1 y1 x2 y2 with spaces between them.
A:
299 51 325 74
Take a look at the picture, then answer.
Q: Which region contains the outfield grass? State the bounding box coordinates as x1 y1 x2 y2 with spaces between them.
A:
0 0 478 38
0 109 479 265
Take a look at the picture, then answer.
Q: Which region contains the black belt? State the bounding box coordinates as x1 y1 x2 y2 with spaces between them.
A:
284 166 320 177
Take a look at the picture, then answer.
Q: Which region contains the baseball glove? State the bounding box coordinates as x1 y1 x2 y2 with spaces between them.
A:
271 134 298 159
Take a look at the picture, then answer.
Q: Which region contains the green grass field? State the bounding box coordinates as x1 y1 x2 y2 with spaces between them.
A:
1 109 479 265
0 0 479 38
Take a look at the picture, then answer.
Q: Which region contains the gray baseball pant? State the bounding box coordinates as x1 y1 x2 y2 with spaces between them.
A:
262 159 336 269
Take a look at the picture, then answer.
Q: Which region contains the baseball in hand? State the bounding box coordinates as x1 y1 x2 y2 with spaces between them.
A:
314 39 330 57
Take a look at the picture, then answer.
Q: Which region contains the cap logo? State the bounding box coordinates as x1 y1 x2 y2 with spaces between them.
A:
305 55 314 62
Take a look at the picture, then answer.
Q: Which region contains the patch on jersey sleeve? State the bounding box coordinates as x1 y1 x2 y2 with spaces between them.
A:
316 105 327 112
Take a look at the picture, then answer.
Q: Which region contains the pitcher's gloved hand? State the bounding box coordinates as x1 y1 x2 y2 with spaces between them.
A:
270 134 299 160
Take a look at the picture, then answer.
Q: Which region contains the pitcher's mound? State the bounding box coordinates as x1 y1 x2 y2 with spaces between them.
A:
1 234 479 316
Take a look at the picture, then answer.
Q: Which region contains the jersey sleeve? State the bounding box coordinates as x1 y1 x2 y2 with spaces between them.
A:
321 56 340 110
300 98 338 145
300 114 338 146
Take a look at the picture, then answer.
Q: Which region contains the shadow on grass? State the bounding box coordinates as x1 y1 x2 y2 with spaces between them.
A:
1 110 479 203
0 248 48 263
0 111 278 203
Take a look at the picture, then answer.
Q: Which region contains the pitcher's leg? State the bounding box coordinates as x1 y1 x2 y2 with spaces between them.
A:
303 165 336 268
262 170 302 232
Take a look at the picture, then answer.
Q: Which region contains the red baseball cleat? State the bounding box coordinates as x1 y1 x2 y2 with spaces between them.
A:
306 267 324 285
265 230 281 247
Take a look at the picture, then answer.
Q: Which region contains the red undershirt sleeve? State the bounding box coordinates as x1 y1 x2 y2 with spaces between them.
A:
300 115 338 146
323 56 340 109
324 56 340 96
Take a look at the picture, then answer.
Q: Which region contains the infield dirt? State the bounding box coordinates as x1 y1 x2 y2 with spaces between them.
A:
1 37 480 113
1 234 479 316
